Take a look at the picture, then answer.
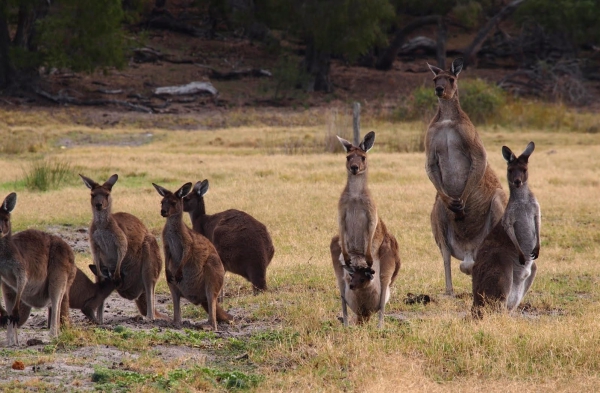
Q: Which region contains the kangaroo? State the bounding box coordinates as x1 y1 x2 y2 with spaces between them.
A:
472 142 540 317
183 179 275 294
334 132 401 327
0 192 76 346
153 182 232 330
66 266 115 324
425 57 507 295
80 174 163 324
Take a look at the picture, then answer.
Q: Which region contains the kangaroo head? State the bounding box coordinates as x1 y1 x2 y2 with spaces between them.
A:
337 131 375 176
343 264 376 290
427 57 463 100
153 182 193 218
0 192 16 238
183 179 209 214
502 142 535 189
80 174 118 212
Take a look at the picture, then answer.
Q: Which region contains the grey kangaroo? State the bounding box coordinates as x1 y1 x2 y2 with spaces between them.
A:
472 142 541 317
426 57 507 295
153 182 232 330
333 132 401 327
80 174 163 324
0 192 76 346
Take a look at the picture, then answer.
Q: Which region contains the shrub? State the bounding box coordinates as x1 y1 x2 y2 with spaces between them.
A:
459 78 506 125
23 159 75 192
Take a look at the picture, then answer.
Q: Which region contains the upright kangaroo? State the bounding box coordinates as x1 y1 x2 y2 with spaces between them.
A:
153 182 232 330
183 179 275 294
472 142 540 317
426 57 507 295
80 174 163 324
333 132 401 327
0 192 76 346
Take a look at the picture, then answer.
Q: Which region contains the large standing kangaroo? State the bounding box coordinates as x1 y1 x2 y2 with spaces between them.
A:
425 58 507 295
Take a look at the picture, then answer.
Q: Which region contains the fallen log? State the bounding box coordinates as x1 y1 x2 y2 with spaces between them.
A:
153 81 218 96
210 68 272 80
34 88 153 113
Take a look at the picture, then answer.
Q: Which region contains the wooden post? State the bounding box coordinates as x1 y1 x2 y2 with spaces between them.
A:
353 102 361 145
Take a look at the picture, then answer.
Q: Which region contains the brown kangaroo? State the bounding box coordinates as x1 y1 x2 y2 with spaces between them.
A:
182 179 275 294
426 57 507 295
153 182 232 330
333 132 401 327
67 266 115 324
472 142 540 318
80 174 163 323
0 192 76 346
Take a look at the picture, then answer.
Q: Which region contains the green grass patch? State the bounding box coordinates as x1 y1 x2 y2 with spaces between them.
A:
22 159 77 192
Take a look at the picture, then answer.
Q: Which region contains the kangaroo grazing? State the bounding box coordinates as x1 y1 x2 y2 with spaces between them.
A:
333 132 401 327
425 57 507 295
183 179 275 294
66 266 115 324
472 142 540 318
0 192 76 346
80 174 163 324
153 182 232 330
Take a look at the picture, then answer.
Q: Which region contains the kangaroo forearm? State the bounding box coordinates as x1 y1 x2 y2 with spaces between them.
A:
460 161 486 202
506 226 525 257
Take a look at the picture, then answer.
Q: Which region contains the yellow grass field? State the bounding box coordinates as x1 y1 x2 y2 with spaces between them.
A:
0 107 599 392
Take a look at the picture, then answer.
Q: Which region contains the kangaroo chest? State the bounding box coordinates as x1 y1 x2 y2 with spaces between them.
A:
342 198 372 255
165 227 184 266
92 229 121 265
430 125 471 198
510 202 538 253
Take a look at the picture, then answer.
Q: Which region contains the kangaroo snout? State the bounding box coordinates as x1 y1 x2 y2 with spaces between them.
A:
160 209 168 217
350 165 359 174
514 179 522 187
95 203 103 211
435 86 444 96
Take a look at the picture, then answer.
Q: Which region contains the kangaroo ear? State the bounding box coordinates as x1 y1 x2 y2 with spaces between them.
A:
427 63 443 76
103 174 119 190
79 174 98 190
359 131 375 152
451 58 464 77
520 141 535 161
88 264 99 276
502 146 516 163
337 136 354 152
176 182 193 198
2 192 17 213
198 179 209 197
152 183 169 197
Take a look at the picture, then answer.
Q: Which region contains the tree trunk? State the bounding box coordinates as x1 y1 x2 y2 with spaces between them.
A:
462 0 528 69
0 2 13 89
376 15 441 71
14 4 33 48
436 17 447 68
305 40 332 92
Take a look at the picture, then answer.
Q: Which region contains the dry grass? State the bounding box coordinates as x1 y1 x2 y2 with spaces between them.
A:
1 106 600 392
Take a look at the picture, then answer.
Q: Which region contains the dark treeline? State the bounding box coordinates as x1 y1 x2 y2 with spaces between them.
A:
0 0 598 94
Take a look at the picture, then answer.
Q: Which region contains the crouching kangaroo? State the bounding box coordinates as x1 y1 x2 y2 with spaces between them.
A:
153 182 232 330
0 193 76 346
332 132 401 328
66 266 115 324
183 179 275 294
472 142 541 318
80 174 163 323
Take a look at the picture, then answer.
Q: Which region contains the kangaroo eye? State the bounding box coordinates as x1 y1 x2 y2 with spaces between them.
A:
361 156 365 162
